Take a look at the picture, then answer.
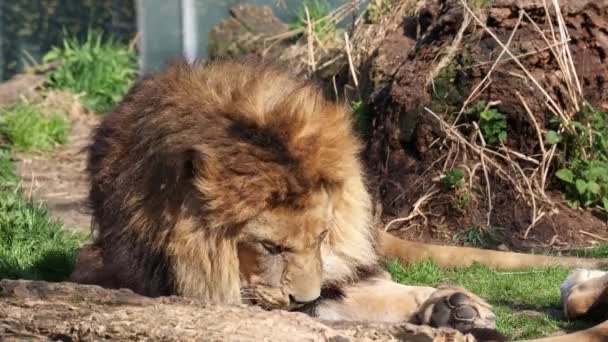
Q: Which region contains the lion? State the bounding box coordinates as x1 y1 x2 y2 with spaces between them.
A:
70 59 608 341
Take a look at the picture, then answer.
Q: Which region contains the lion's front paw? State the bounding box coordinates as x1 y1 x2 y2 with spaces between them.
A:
560 268 608 320
416 287 496 332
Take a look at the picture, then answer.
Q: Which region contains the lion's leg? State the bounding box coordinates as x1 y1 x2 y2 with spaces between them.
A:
560 269 608 320
312 276 496 332
518 269 608 342
522 320 608 342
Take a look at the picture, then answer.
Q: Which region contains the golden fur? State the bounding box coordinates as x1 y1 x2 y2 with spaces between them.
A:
70 58 608 341
71 58 380 306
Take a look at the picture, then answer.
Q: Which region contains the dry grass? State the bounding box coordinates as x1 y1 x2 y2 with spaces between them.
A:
412 0 585 238
262 0 365 77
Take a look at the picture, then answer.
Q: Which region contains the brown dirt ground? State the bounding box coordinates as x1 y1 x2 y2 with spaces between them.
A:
14 91 98 235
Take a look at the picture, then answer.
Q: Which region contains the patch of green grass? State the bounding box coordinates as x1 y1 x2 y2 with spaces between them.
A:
0 100 70 152
386 259 604 340
568 245 608 259
43 30 137 113
289 0 337 42
0 149 85 281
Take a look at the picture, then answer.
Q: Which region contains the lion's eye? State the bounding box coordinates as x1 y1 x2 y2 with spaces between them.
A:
261 241 283 255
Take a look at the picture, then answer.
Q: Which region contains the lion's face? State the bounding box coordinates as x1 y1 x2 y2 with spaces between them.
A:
237 190 331 310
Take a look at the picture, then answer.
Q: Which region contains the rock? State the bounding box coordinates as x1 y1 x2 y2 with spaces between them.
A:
208 4 346 81
0 279 476 341
208 4 289 61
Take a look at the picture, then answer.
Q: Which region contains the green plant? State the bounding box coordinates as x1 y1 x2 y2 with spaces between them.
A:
551 103 608 212
0 100 69 152
43 30 137 113
479 107 507 145
464 101 508 145
453 225 503 248
0 150 85 281
289 0 336 41
351 99 371 136
555 160 608 211
441 168 473 209
451 191 472 210
441 168 465 190
365 0 397 23
431 61 465 111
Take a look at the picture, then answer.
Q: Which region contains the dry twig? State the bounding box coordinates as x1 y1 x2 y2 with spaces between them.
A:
384 188 439 231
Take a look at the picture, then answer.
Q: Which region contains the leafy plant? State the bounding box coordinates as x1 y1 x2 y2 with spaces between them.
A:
43 30 137 113
555 161 608 211
464 101 508 145
479 107 507 145
551 103 608 212
451 191 472 210
289 0 336 41
0 100 69 152
440 168 472 209
441 168 465 190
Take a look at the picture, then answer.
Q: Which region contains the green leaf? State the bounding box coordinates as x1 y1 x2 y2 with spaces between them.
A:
549 116 562 125
603 197 608 212
545 130 562 145
480 109 498 121
567 199 580 209
587 181 601 195
588 166 608 178
498 131 507 142
575 179 588 194
555 169 574 184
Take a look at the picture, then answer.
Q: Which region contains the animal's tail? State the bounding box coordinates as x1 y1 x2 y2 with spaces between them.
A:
378 230 608 270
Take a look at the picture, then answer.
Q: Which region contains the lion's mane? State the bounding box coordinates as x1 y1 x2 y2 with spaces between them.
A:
73 58 380 304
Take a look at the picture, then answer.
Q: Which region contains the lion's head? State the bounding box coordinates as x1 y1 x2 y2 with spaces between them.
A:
236 188 333 309
72 58 380 310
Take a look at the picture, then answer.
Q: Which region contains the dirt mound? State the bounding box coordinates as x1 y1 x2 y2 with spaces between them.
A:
349 0 608 251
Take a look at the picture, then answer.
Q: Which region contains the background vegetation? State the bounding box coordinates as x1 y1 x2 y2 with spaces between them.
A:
44 31 137 113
